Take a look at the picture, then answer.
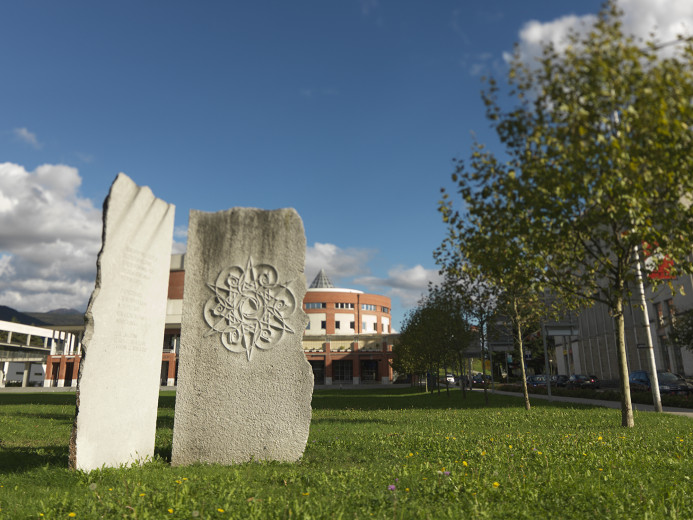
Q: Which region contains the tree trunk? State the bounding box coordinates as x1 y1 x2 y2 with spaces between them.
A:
458 351 466 399
444 364 450 396
613 297 635 427
481 321 489 405
515 308 531 411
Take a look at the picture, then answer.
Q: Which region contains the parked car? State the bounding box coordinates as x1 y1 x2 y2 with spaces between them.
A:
567 374 599 389
629 370 690 396
472 374 491 386
552 374 569 387
527 375 547 387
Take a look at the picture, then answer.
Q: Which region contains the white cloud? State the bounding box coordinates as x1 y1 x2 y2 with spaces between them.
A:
13 127 42 149
509 0 693 66
305 242 374 286
0 163 102 311
0 163 187 312
355 264 442 308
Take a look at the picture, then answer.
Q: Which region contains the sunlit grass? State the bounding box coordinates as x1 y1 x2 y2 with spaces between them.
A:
0 388 690 519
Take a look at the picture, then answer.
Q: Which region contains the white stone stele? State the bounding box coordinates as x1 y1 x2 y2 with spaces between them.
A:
69 173 175 471
171 208 313 466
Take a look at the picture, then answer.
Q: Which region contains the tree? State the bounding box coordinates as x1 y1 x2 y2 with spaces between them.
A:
440 1 693 427
438 222 555 410
392 282 474 394
669 309 693 353
433 267 499 403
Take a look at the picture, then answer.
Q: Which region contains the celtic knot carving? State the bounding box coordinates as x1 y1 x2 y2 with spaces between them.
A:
203 257 297 360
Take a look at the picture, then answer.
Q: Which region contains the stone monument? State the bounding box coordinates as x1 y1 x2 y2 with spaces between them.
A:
69 173 175 471
171 208 313 466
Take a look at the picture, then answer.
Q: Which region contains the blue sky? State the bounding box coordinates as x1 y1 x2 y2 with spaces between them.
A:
1 0 689 328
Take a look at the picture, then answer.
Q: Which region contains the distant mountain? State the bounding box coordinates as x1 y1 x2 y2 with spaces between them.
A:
0 306 48 326
44 308 82 315
25 309 84 327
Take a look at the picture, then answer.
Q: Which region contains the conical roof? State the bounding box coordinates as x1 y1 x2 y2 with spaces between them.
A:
309 269 335 289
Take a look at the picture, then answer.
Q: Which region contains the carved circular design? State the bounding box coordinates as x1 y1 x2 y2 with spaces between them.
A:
203 257 296 360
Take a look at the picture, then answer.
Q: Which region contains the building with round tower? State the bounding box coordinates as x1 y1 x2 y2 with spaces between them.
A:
302 269 396 385
32 257 397 388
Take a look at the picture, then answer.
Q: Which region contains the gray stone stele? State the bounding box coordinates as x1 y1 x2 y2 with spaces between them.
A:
69 173 175 471
171 208 313 466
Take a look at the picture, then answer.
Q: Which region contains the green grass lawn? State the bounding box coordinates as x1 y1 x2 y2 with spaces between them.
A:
0 387 691 519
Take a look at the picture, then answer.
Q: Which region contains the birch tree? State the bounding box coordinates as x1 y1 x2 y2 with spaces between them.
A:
440 1 693 427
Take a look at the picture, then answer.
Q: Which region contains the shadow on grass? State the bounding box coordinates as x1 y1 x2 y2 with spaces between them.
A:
0 393 77 406
311 387 531 411
156 414 175 429
6 412 75 422
311 417 397 425
158 394 176 410
0 446 68 472
155 444 172 463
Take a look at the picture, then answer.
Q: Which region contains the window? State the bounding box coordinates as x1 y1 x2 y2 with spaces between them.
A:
332 360 353 382
372 322 378 333
335 302 354 309
656 302 664 327
321 320 326 329
362 304 376 311
665 299 676 326
363 321 367 331
381 306 389 313
306 322 310 330
306 302 327 309
335 320 341 329
350 321 355 329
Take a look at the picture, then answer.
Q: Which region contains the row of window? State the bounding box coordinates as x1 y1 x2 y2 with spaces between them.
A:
304 302 389 313
307 321 390 333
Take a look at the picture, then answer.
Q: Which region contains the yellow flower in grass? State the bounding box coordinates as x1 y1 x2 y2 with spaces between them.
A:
493 482 500 488
598 436 603 441
68 514 76 518
462 461 468 467
217 509 225 513
168 508 174 514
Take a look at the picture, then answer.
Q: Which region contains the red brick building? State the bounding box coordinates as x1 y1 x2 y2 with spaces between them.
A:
43 255 397 387
302 269 396 384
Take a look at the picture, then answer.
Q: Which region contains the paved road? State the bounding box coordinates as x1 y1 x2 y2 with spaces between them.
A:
475 388 693 419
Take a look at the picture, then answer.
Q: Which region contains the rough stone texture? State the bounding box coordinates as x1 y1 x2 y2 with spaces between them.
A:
171 208 313 466
69 173 175 471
